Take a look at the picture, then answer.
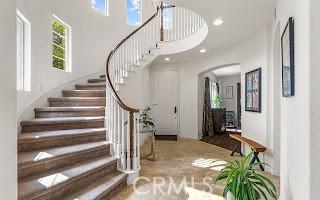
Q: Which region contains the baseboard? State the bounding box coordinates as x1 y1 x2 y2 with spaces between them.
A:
155 135 178 141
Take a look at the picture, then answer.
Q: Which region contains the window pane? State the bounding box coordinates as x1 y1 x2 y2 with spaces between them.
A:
127 0 141 26
52 21 65 36
53 32 65 48
53 56 65 70
163 6 173 29
17 16 24 90
53 44 65 59
92 0 107 15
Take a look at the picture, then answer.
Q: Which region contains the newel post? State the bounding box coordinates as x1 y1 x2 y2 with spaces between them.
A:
129 111 134 168
160 1 164 41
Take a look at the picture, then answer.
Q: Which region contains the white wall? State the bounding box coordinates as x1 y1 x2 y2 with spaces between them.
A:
0 0 17 198
310 0 320 198
276 0 311 198
149 23 279 173
16 0 154 121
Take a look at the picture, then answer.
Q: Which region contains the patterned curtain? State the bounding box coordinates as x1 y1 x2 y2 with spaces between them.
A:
216 83 220 95
202 77 214 137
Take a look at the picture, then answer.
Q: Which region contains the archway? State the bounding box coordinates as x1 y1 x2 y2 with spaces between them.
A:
197 63 241 144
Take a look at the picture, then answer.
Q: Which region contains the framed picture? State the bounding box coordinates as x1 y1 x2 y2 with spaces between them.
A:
226 86 233 99
281 17 295 97
245 68 261 112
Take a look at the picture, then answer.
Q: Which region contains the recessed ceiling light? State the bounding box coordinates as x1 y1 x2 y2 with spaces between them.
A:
213 17 224 26
164 57 170 61
200 49 207 53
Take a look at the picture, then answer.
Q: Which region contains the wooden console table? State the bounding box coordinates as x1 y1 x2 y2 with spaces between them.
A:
229 134 267 171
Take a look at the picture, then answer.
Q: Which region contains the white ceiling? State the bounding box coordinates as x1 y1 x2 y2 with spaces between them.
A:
155 0 276 63
212 65 241 77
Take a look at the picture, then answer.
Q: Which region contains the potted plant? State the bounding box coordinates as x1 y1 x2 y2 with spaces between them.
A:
215 153 277 200
213 95 223 108
139 105 156 131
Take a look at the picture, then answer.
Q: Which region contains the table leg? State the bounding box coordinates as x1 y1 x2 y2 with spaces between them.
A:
250 152 265 171
231 143 242 157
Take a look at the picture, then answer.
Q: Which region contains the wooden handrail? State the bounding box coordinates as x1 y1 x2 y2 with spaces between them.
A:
105 7 161 113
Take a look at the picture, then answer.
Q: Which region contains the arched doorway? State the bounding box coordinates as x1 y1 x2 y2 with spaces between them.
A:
198 63 241 151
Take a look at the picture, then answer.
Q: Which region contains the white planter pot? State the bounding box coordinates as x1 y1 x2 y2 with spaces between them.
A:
226 192 235 200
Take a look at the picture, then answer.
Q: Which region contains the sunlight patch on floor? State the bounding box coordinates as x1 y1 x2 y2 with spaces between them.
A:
192 158 227 171
38 173 69 188
185 187 224 200
34 152 53 161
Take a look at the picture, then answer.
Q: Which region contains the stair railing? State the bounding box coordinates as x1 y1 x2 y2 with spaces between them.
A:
105 3 205 173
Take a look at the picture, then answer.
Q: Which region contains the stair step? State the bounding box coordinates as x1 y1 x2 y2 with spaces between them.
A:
100 74 106 78
76 83 106 90
18 128 107 152
18 156 118 200
21 116 105 133
88 78 106 83
18 141 110 179
35 106 105 118
48 97 106 107
62 90 106 97
61 172 127 200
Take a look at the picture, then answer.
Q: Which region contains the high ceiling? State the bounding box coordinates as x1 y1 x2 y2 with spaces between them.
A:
155 0 276 63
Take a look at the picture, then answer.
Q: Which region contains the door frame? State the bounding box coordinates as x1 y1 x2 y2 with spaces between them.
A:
150 68 180 137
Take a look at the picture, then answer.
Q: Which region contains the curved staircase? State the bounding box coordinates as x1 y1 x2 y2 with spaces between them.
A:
18 2 207 199
18 75 127 200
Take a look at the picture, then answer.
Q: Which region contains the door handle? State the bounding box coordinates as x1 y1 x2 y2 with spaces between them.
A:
174 106 177 114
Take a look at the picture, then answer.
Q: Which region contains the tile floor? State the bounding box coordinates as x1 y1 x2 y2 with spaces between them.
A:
115 138 280 200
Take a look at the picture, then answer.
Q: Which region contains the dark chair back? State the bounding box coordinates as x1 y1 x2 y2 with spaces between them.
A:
212 108 226 135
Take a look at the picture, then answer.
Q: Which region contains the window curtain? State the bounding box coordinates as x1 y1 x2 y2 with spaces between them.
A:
202 77 214 137
216 83 220 95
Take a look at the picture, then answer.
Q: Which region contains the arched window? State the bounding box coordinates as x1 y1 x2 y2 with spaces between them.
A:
92 0 108 15
127 0 141 26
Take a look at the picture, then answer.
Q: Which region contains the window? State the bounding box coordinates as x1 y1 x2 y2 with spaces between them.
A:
16 10 31 91
210 81 218 108
92 0 108 15
52 16 71 71
163 5 173 29
127 0 142 26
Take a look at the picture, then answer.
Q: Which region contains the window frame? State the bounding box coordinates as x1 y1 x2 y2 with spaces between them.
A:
52 15 72 72
92 0 109 16
16 10 31 92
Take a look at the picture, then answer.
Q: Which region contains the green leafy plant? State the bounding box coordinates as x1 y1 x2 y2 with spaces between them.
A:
215 153 277 200
139 105 156 130
213 95 223 108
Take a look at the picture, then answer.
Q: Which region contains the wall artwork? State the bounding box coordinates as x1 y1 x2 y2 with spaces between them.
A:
245 68 261 113
281 17 295 97
226 86 233 99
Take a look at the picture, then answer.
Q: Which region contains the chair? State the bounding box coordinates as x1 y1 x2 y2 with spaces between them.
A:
212 108 226 135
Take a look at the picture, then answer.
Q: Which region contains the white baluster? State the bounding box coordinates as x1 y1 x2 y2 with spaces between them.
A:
126 114 131 170
117 104 120 157
121 109 125 170
133 113 137 170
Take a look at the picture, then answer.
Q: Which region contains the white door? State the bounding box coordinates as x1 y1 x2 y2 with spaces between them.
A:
151 71 178 135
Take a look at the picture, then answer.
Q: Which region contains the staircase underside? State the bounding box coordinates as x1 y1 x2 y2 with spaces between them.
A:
18 75 127 200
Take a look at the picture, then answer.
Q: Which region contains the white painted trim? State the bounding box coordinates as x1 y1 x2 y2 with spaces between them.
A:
16 10 31 92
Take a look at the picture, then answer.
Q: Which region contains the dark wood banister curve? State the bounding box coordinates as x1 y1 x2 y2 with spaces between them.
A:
105 7 161 113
